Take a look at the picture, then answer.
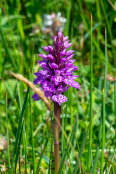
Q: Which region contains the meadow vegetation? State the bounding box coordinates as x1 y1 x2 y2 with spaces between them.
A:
0 0 116 173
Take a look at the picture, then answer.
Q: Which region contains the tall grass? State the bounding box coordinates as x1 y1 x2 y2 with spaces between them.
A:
0 0 115 173
6 92 10 167
100 28 108 174
88 14 93 170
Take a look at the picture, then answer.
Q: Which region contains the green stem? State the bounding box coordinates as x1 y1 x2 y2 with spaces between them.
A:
29 71 35 174
0 28 17 71
6 92 10 166
25 132 27 174
88 14 93 169
100 28 107 174
54 102 61 174
115 79 116 158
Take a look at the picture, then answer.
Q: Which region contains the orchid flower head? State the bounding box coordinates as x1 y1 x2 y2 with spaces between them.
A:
32 31 81 105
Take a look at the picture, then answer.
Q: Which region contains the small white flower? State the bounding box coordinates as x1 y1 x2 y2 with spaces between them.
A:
43 14 52 20
44 20 53 27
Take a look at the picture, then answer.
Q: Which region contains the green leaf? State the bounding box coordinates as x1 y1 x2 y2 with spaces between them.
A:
36 130 51 173
10 87 29 174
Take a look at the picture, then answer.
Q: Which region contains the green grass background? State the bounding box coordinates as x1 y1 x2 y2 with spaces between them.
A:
0 0 116 173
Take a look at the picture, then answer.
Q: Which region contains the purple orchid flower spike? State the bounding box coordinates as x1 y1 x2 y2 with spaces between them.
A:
32 31 81 173
32 31 81 105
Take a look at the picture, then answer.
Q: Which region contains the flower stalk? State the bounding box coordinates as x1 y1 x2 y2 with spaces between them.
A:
53 102 61 174
32 31 81 173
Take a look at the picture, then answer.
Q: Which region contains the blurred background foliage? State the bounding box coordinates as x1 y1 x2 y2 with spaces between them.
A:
0 0 116 173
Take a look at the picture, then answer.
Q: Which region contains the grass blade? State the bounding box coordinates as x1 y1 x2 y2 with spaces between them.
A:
29 97 36 174
92 104 102 173
100 28 107 174
0 28 17 71
65 0 71 36
10 87 29 174
6 92 10 167
73 123 90 174
58 117 78 174
24 131 27 174
88 14 93 169
15 123 23 173
36 129 51 173
90 129 115 173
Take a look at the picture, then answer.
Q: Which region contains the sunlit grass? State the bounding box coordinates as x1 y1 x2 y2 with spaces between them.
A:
0 0 116 173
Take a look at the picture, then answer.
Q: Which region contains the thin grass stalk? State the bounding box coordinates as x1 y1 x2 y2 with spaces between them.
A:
69 25 75 167
49 135 54 174
22 101 27 172
114 62 116 172
65 0 71 36
0 40 2 132
17 81 25 158
15 123 23 173
29 96 35 174
78 0 88 30
85 80 112 104
92 104 103 173
58 116 78 174
99 0 115 70
96 0 102 100
24 132 27 174
6 92 10 167
29 68 36 174
73 123 90 174
19 155 21 173
90 130 115 173
88 14 93 169
70 88 73 125
96 0 101 20
115 80 116 158
2 0 19 70
36 130 51 173
4 0 17 53
99 0 112 41
0 28 17 71
100 28 107 174
10 88 29 174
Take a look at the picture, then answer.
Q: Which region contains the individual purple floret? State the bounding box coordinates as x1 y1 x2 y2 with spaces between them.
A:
32 31 81 105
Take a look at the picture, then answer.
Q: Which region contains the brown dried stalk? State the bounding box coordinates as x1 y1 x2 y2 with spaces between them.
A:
11 72 52 111
108 0 116 11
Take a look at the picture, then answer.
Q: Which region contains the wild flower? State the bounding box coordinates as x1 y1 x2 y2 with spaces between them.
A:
42 12 67 35
32 31 81 173
32 31 81 105
0 137 7 151
0 163 7 173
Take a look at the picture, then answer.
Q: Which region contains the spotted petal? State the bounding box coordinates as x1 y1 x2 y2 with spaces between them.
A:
72 81 81 90
52 75 64 85
43 81 55 92
32 93 41 101
52 94 67 105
